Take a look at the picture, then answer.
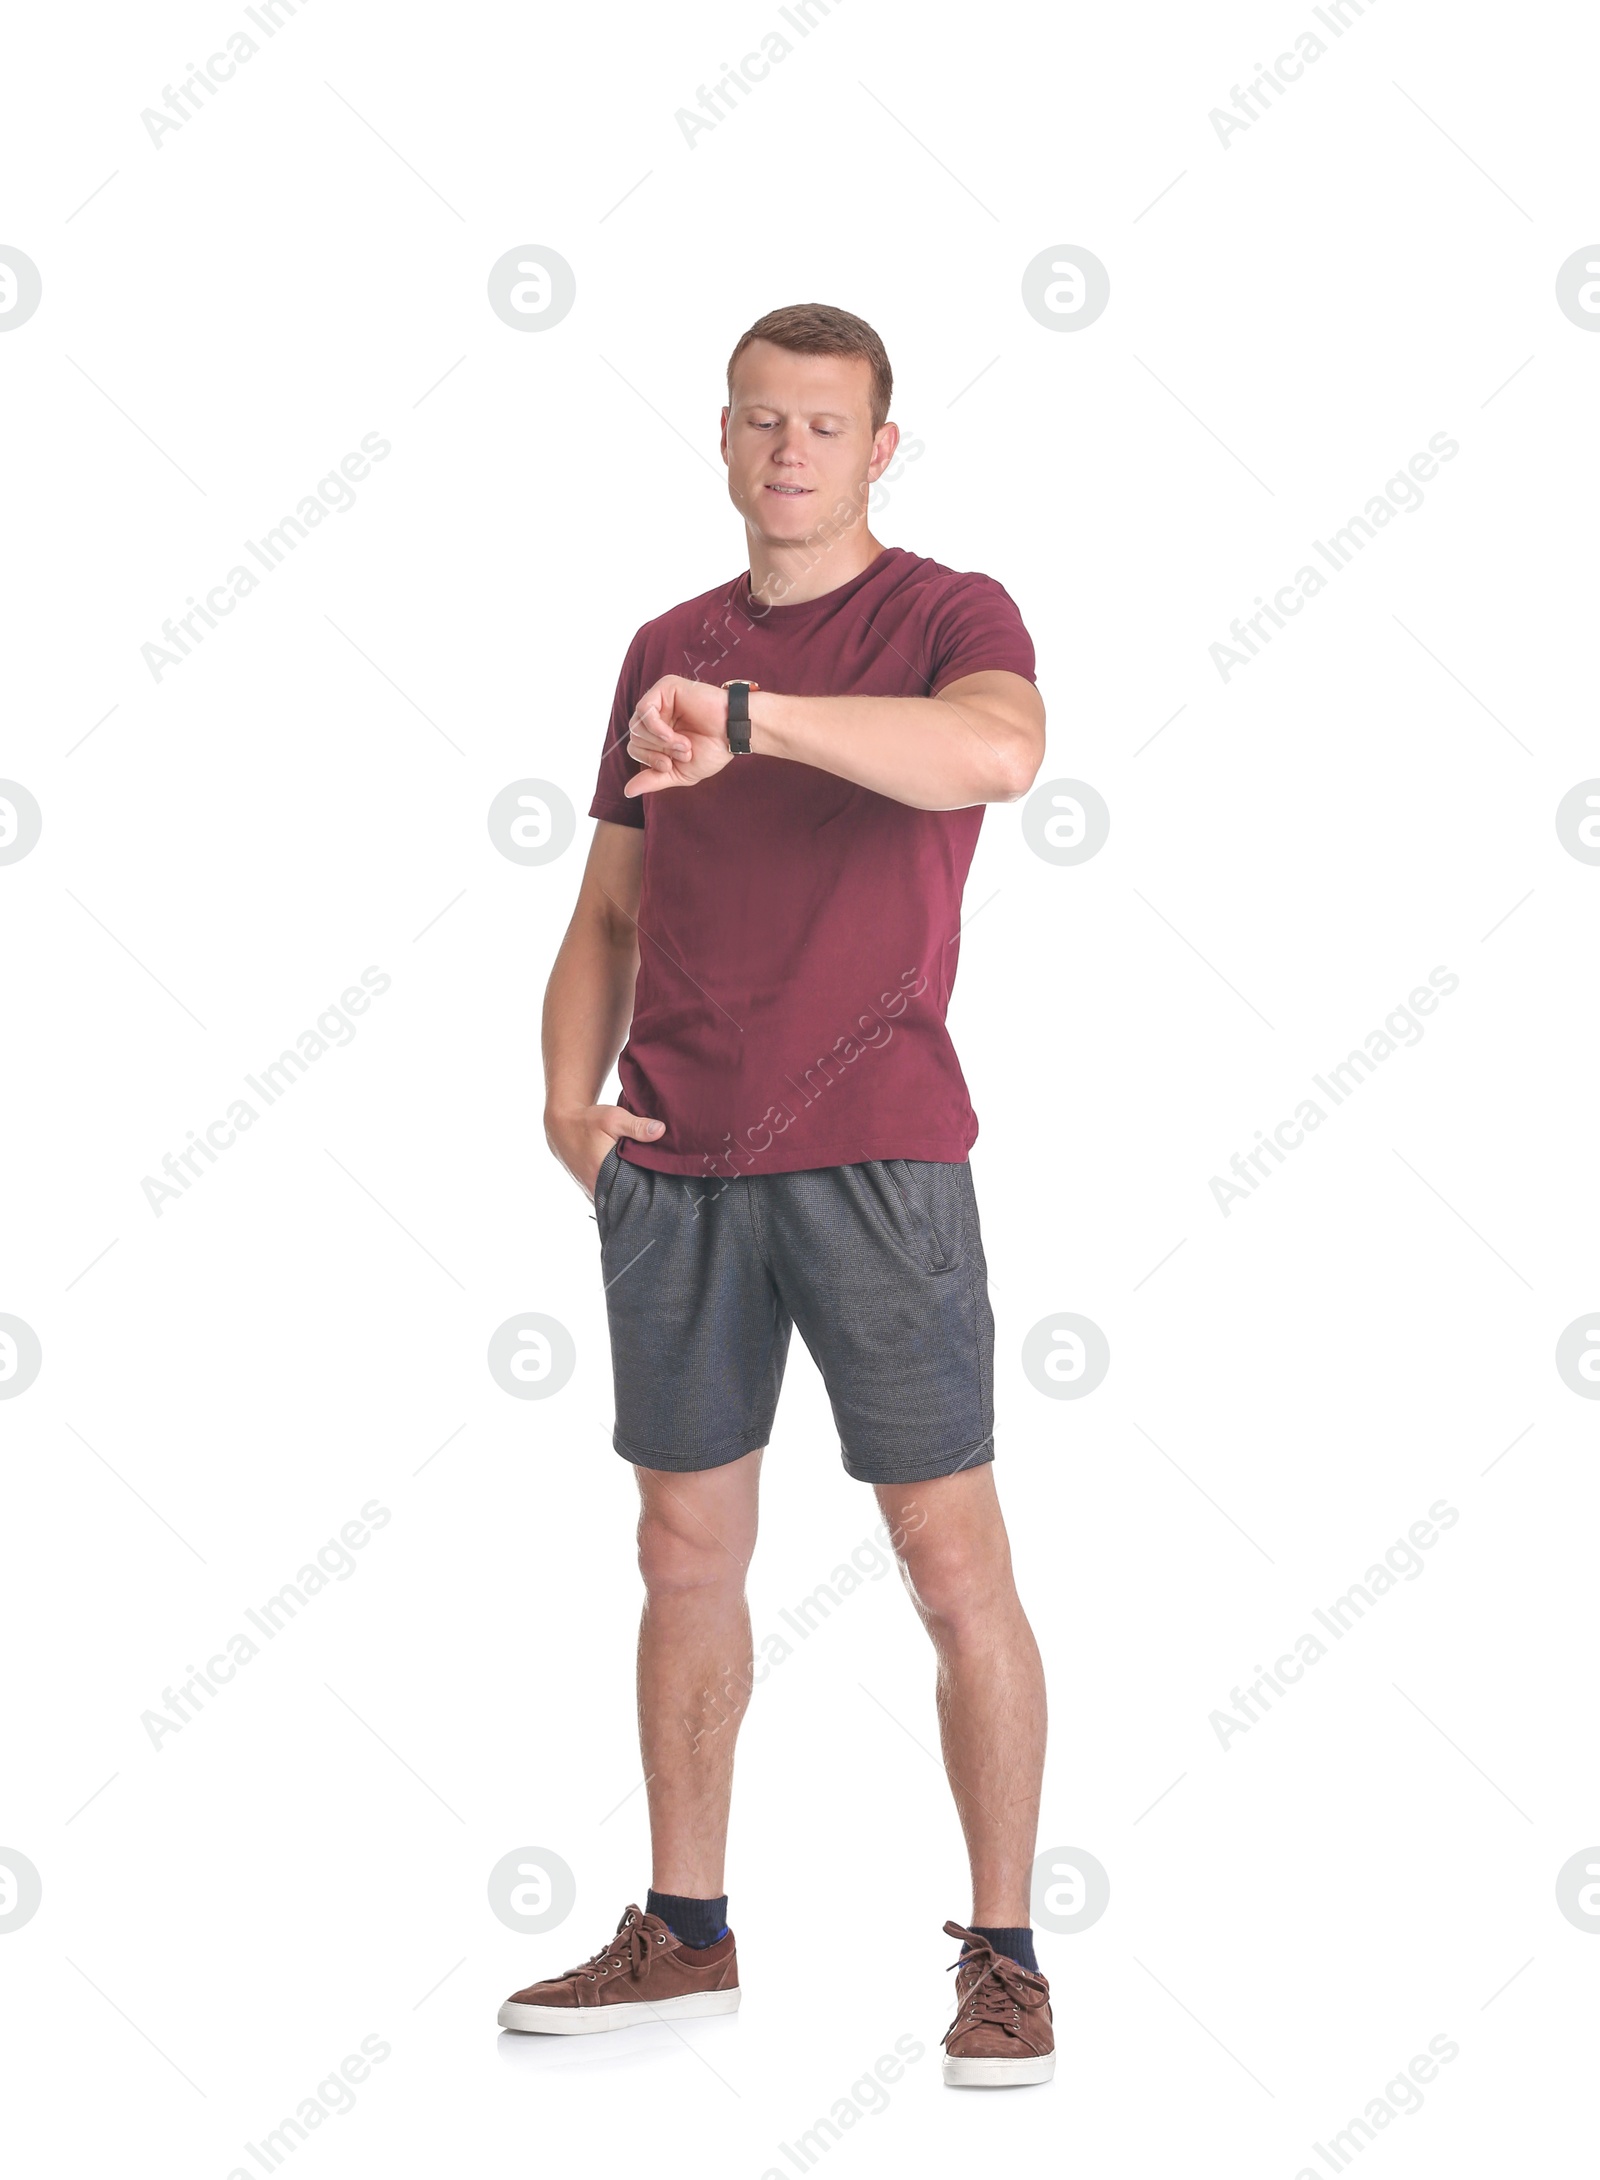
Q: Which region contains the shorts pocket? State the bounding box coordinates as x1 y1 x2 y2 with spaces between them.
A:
883 1159 964 1274
593 1142 623 1233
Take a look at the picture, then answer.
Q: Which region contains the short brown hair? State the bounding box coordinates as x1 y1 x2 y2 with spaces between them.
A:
726 303 893 432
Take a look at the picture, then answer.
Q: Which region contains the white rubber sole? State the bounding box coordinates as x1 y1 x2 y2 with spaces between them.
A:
499 1988 741 2035
943 2051 1056 2088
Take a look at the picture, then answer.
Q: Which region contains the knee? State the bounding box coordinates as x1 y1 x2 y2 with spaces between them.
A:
896 1531 1005 1630
637 1509 748 1601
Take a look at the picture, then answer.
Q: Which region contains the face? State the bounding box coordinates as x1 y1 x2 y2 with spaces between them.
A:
722 340 898 546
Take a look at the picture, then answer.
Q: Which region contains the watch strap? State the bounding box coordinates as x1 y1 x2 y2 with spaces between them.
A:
722 679 756 755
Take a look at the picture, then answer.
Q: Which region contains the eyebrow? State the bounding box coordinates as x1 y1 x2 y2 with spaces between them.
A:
744 404 854 422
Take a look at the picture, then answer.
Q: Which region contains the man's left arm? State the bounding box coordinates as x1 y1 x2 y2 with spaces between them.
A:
623 672 1045 814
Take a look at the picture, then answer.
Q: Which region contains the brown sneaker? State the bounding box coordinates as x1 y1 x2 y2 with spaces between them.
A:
940 1921 1055 2086
498 1903 740 2034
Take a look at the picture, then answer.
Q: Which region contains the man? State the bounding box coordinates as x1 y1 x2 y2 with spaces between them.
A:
499 304 1053 2088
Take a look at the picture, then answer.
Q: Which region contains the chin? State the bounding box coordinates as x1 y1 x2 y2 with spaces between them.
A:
765 493 825 525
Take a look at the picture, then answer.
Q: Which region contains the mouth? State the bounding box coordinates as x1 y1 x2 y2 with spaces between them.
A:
764 482 811 496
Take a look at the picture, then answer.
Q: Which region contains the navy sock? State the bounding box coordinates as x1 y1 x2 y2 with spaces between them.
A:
969 1924 1039 1974
646 1888 729 1948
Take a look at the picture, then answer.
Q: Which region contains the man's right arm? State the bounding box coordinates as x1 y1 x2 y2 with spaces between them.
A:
541 819 666 1197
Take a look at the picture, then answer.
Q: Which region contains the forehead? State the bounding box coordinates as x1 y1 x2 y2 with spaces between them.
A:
729 339 873 417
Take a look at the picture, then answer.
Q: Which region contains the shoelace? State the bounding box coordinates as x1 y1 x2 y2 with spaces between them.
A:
941 1920 1050 2045
556 1905 669 1987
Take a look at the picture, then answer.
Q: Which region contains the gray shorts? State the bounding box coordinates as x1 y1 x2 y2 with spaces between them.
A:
594 1150 996 1485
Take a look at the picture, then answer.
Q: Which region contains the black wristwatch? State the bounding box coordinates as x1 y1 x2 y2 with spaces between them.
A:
721 679 759 755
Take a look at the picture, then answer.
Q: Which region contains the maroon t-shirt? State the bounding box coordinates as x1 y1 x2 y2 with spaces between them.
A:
589 545 1036 1178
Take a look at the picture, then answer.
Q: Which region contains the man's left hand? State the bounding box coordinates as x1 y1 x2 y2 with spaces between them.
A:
623 676 739 796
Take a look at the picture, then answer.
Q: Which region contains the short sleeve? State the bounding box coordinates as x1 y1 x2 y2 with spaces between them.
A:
926 572 1037 696
589 628 648 829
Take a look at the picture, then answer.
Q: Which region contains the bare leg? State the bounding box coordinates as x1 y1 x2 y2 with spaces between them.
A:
875 1468 1046 1924
635 1449 763 1897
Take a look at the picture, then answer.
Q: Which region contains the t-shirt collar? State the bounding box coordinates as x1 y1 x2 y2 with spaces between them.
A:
735 544 906 621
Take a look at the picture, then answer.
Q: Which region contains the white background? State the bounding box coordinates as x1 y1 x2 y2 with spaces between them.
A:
3 0 1597 2172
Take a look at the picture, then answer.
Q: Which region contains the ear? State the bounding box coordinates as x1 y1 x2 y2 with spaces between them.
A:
866 419 900 483
719 405 731 465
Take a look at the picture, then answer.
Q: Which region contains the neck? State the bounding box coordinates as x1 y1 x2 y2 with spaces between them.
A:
745 513 886 609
